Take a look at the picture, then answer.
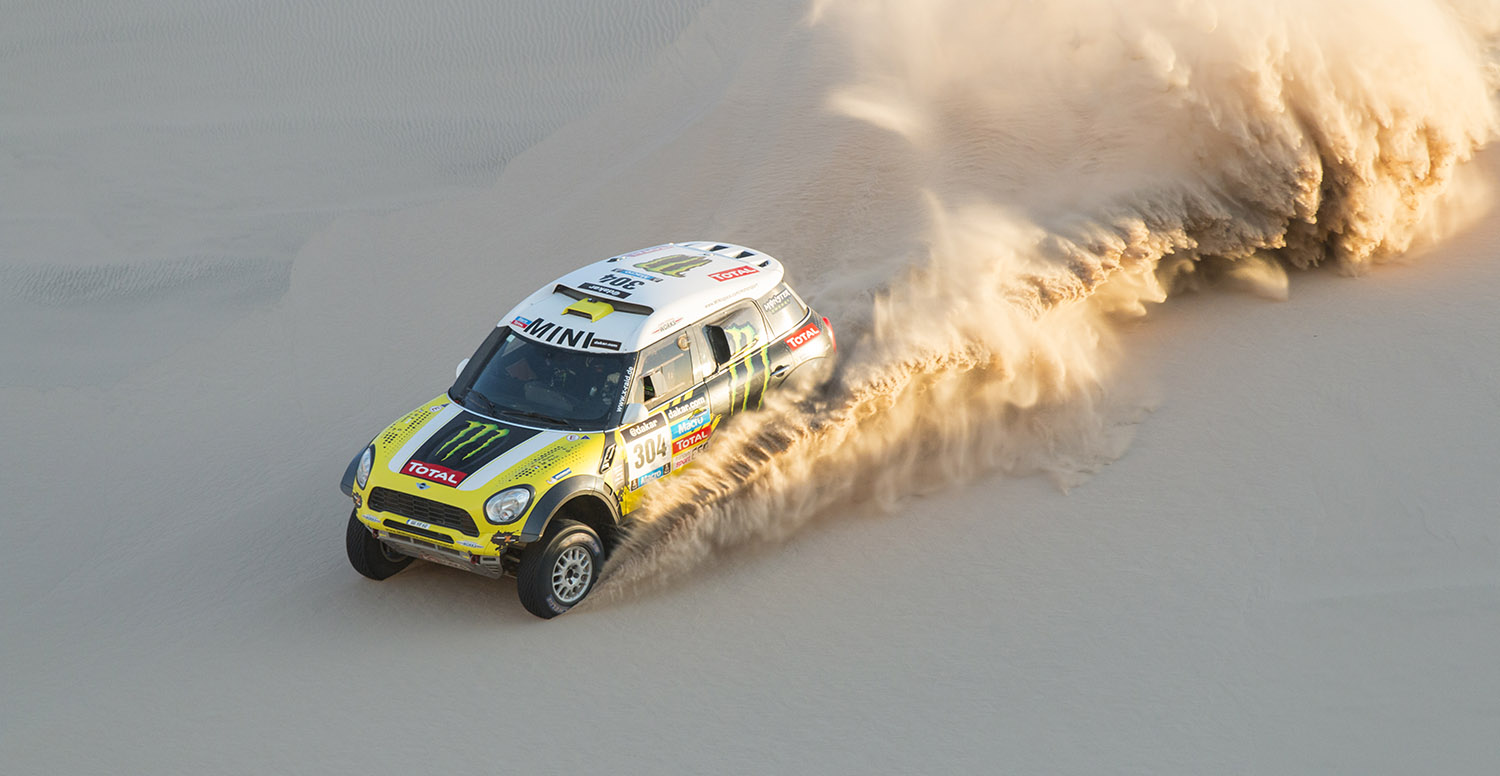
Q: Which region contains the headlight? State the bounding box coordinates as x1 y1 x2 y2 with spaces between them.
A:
484 487 532 525
356 446 374 489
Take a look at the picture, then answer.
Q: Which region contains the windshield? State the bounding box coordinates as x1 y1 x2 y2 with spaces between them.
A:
451 327 633 430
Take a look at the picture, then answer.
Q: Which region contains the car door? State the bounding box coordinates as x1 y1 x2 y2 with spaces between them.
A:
701 301 781 419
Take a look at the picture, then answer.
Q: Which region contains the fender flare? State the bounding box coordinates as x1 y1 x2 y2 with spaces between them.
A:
339 450 362 497
518 474 620 542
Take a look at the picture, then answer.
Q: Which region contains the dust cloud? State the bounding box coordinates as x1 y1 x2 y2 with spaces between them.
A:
597 0 1500 596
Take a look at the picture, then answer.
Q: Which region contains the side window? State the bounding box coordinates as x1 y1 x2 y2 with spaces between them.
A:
756 282 808 336
704 303 766 367
633 333 695 408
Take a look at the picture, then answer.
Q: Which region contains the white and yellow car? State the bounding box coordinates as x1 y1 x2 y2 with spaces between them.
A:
340 242 836 617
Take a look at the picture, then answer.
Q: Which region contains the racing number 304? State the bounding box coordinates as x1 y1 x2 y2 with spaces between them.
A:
632 437 668 468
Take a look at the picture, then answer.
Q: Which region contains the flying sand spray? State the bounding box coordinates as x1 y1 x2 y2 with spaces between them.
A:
597 0 1500 597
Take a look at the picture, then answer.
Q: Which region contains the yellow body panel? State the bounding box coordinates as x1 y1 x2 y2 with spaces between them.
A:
353 395 607 556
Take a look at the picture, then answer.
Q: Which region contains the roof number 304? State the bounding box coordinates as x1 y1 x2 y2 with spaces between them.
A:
597 274 644 290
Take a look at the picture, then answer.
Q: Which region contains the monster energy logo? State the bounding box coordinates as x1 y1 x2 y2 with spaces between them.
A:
634 254 711 278
434 421 509 462
726 345 772 413
723 322 759 354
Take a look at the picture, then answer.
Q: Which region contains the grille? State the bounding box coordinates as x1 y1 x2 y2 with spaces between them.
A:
369 488 479 536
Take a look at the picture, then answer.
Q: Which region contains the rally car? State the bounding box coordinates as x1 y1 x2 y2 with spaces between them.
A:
340 242 835 617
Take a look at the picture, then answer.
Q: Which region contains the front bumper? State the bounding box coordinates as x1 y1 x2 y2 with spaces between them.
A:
354 510 519 578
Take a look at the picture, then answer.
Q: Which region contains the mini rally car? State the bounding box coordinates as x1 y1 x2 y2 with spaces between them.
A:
340 242 835 617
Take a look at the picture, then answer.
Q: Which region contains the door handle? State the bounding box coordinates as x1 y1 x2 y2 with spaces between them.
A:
771 364 790 379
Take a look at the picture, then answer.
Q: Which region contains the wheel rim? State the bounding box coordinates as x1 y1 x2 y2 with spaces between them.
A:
551 546 594 604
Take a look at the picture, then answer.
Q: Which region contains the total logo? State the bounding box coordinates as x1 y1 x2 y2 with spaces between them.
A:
403 460 468 487
784 322 821 350
708 265 759 283
672 425 713 455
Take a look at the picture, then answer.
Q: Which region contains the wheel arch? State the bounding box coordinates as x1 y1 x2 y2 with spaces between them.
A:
518 475 620 546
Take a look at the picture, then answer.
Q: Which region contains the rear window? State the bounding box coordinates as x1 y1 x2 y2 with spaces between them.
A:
757 282 808 336
713 303 767 360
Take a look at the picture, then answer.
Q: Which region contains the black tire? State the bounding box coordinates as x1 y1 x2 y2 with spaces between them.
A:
516 519 603 619
345 510 413 580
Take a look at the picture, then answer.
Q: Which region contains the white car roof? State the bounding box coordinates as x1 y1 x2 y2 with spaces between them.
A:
499 241 787 354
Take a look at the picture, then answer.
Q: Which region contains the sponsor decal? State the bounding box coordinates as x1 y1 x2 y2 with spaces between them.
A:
651 315 683 334
671 447 699 469
634 254 711 278
709 265 760 283
762 286 794 314
578 282 631 299
616 268 661 283
457 539 483 550
435 421 509 462
785 322 821 350
671 412 709 438
665 394 708 421
511 316 532 329
629 464 668 491
724 346 773 413
361 513 380 524
403 459 468 487
724 321 759 352
616 365 635 412
416 482 429 490
427 404 448 413
406 415 538 484
548 467 572 483
521 317 622 351
672 425 713 455
566 433 590 441
703 291 739 310
622 411 666 442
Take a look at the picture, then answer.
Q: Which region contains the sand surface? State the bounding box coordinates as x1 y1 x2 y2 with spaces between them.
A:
4 2 1498 774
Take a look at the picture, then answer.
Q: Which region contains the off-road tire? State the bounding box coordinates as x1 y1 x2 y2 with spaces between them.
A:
516 519 603 619
346 510 413 580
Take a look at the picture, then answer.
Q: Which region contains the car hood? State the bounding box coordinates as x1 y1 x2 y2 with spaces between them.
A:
378 398 601 493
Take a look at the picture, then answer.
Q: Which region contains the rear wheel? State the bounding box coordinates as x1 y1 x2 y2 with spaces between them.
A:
516 519 603 619
345 510 413 580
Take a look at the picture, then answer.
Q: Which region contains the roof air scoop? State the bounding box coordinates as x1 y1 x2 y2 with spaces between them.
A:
563 298 614 322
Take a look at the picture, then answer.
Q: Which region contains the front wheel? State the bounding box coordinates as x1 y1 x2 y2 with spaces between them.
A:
346 510 413 580
516 519 603 619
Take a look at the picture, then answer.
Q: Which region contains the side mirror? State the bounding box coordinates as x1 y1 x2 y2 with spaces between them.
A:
621 402 648 426
455 357 470 379
705 326 731 365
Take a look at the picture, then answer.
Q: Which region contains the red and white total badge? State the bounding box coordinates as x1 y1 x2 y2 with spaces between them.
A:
708 265 759 282
784 322 821 350
403 459 467 486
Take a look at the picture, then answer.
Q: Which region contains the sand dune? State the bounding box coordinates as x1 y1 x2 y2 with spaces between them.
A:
4 1 1498 774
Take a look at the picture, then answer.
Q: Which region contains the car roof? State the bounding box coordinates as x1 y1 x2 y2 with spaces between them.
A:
498 241 787 354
